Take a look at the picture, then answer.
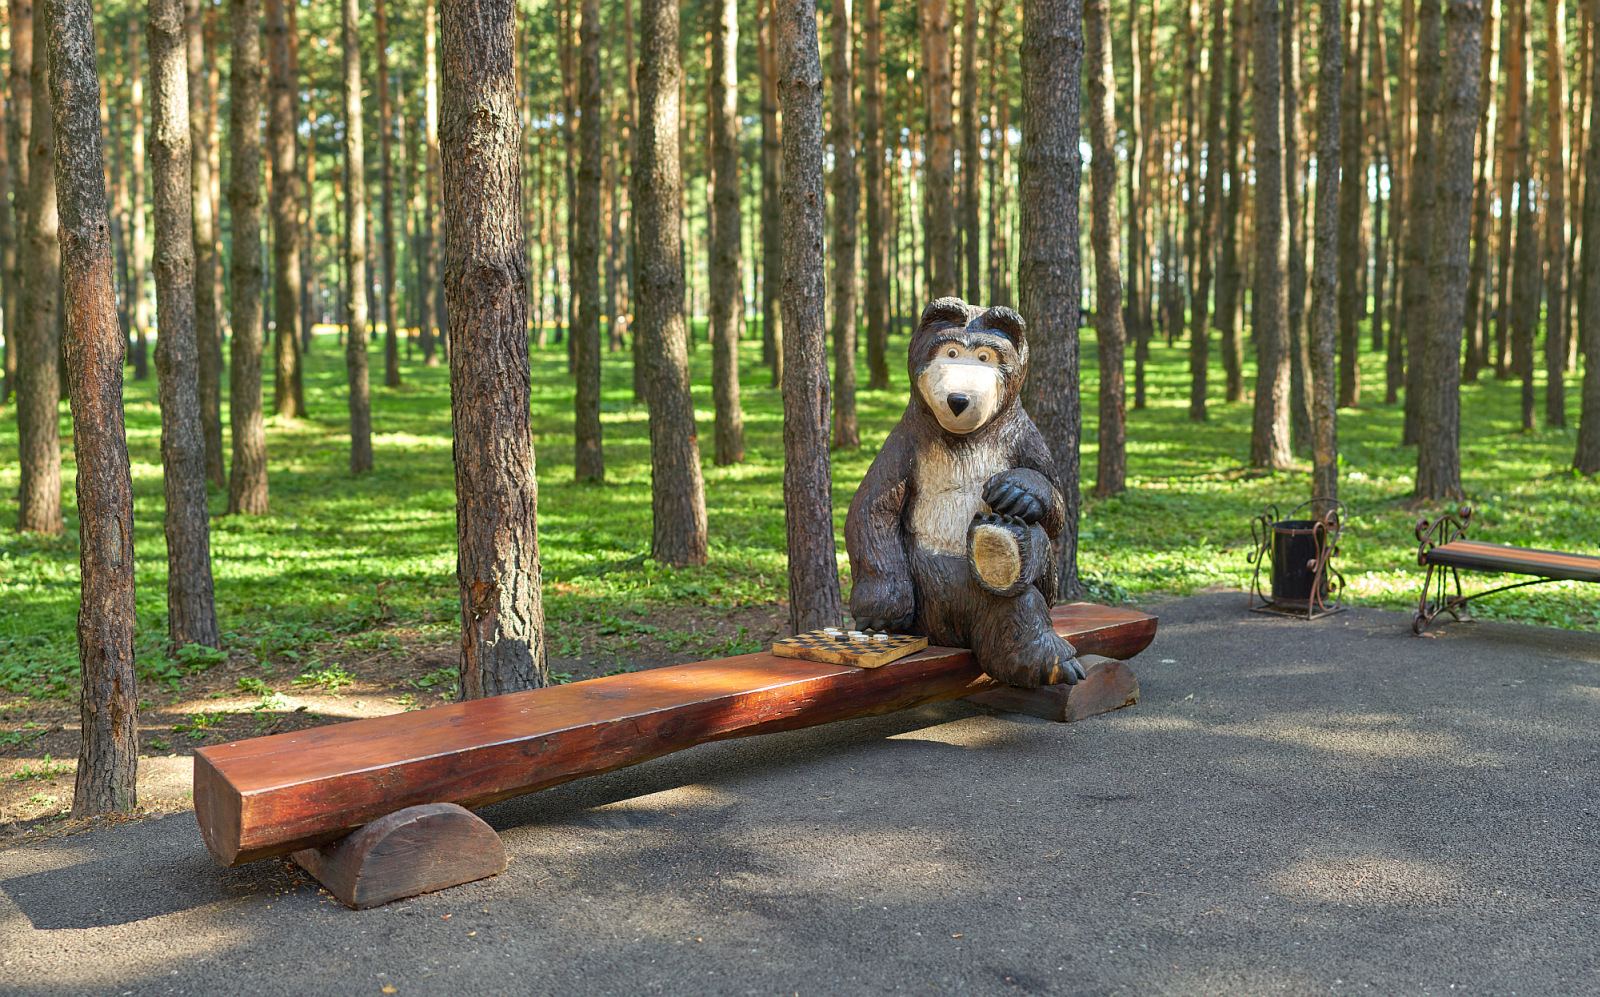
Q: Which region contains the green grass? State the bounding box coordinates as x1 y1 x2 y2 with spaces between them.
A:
1 316 1596 702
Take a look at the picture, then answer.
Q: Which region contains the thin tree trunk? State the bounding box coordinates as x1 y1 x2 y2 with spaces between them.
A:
1311 0 1341 500
627 0 645 396
0 56 14 406
419 0 439 366
638 0 709 567
1250 0 1292 469
1462 0 1499 380
1508 0 1537 431
4 0 31 407
1336 0 1364 408
267 0 304 419
1574 0 1600 472
149 0 219 649
710 0 744 463
863 0 888 389
1180 0 1201 348
758 0 783 388
1415 0 1481 499
342 0 372 474
960 0 979 300
574 0 605 479
1492 0 1521 378
1400 0 1443 445
129 29 149 382
227 0 268 515
1191 0 1226 421
1127 0 1147 411
1018 0 1083 598
1284 0 1310 449
1217 0 1246 403
1084 0 1124 496
47 0 140 816
376 0 400 387
922 0 957 297
829 0 859 450
776 0 843 630
186 0 224 489
440 0 548 697
17 5 61 535
1543 0 1568 428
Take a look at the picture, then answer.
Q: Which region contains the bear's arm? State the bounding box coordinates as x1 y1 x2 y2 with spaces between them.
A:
1010 430 1069 541
844 425 917 629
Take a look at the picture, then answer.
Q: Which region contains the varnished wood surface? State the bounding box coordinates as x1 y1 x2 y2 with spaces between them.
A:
291 802 507 909
771 631 930 668
966 656 1140 722
1424 540 1600 583
196 603 1157 866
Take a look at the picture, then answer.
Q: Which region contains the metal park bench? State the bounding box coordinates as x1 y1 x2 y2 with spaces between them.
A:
1413 507 1600 634
195 603 1158 908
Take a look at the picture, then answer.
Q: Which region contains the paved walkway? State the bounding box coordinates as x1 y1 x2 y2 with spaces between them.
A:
1 592 1597 996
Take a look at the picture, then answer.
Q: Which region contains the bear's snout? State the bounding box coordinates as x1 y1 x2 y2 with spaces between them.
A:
947 394 970 416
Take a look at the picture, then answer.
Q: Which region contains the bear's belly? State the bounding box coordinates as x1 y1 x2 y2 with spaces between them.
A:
908 442 1009 556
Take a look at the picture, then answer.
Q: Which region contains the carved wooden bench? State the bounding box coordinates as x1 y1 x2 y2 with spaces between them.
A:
195 603 1156 907
1414 506 1600 634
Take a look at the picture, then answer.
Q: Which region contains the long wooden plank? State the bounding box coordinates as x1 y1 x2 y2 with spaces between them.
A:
1424 540 1600 583
195 604 1156 866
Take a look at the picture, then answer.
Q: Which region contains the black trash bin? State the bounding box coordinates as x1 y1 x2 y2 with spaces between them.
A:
1248 499 1344 618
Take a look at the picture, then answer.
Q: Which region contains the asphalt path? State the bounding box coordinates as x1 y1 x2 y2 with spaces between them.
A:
1 592 1597 996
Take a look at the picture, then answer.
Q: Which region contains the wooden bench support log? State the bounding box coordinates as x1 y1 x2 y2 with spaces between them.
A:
291 802 507 909
197 604 1157 867
965 655 1139 722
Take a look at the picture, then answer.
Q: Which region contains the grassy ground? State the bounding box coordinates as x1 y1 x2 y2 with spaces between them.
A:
1 317 1596 711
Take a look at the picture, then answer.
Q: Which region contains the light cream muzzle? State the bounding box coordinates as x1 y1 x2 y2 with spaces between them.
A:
918 358 1004 434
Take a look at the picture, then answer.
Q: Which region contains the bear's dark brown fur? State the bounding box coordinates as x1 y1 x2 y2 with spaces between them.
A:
844 298 1084 688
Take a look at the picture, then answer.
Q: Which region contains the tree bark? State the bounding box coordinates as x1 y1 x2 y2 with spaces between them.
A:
1216 0 1246 403
1575 0 1600 472
1335 0 1364 407
1191 0 1227 422
573 0 605 480
776 0 843 631
226 0 267 514
376 0 400 388
149 0 219 649
710 0 744 463
1084 0 1124 497
1543 0 1568 428
4 0 31 409
1283 0 1310 449
829 0 859 450
1400 0 1443 445
1249 0 1292 469
342 0 372 474
47 0 140 816
961 0 980 301
0 53 14 406
758 0 783 388
863 0 888 389
17 4 61 535
1508 0 1537 431
419 0 440 366
922 0 957 297
129 30 149 383
638 0 709 567
186 0 224 490
1018 0 1083 598
1462 0 1498 381
1127 0 1147 411
1310 0 1341 500
266 0 304 419
1415 0 1482 501
441 0 548 697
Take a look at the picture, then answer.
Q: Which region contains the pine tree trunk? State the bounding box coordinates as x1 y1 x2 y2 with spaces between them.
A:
4 0 31 408
267 0 304 419
1492 0 1520 378
1217 0 1247 403
342 0 372 473
186 0 224 490
129 30 149 383
1127 0 1147 410
150 0 219 649
1543 0 1568 428
776 0 843 630
1018 0 1083 598
420 0 440 367
376 0 401 388
1283 0 1310 450
960 0 980 301
572 0 605 480
1250 0 1293 469
1462 0 1498 381
710 0 744 463
1191 0 1227 422
0 60 14 406
1180 0 1200 347
863 0 888 389
758 0 782 388
47 0 140 816
227 0 269 515
1509 0 1538 432
1336 0 1365 408
922 0 957 297
1415 0 1482 500
440 0 549 697
1574 0 1600 472
638 0 710 567
1311 0 1342 500
829 0 859 450
17 5 62 535
1084 0 1124 497
1400 0 1443 445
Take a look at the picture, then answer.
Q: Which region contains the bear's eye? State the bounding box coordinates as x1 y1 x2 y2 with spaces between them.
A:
946 347 959 359
977 350 994 364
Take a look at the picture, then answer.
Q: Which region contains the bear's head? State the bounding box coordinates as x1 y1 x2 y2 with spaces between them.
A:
909 297 1028 435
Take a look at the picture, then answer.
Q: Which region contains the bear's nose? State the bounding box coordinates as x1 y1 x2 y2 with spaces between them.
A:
947 394 970 417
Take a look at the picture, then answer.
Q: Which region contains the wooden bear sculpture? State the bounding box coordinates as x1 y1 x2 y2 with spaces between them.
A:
844 298 1085 689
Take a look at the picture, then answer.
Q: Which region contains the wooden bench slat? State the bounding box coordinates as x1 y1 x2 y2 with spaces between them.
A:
1423 540 1600 583
196 603 1157 867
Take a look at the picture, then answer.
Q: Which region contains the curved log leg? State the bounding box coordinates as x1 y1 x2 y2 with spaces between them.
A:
291 802 507 909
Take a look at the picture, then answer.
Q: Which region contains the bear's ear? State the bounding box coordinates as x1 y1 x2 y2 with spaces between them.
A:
918 297 973 332
976 306 1026 345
